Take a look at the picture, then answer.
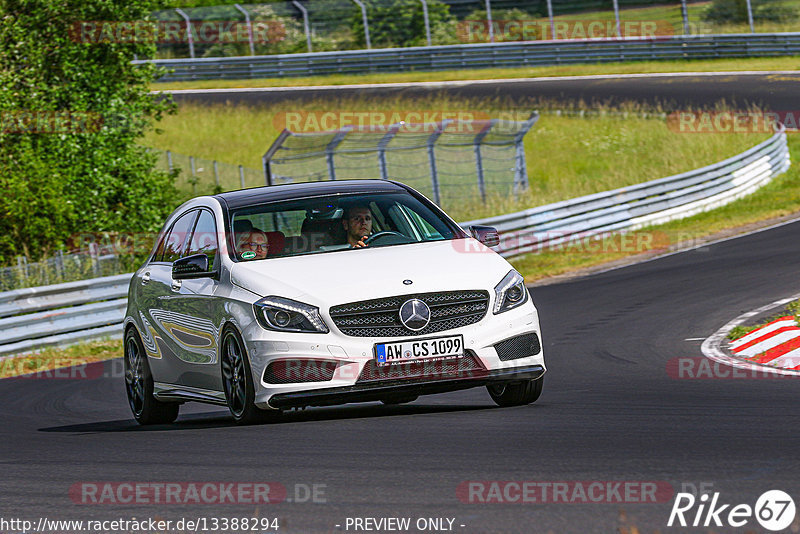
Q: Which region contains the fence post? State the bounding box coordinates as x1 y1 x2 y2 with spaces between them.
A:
512 112 539 195
56 249 65 280
213 160 220 188
174 8 195 59
377 123 401 179
233 4 256 56
745 0 755 33
239 165 245 189
16 256 28 282
546 0 555 39
262 129 292 186
473 119 496 204
419 0 432 46
426 120 450 206
484 0 494 43
326 128 351 180
190 156 197 195
351 0 371 49
292 0 313 53
611 0 621 38
167 150 173 171
89 243 100 278
680 0 689 35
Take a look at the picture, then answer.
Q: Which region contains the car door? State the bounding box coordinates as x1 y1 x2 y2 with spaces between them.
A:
145 209 199 385
160 208 224 392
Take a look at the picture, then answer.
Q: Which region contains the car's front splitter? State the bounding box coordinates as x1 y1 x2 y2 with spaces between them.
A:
265 363 545 409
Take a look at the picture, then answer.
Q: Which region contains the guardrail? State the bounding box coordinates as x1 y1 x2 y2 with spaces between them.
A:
0 127 790 356
0 274 131 357
140 33 800 82
461 126 790 257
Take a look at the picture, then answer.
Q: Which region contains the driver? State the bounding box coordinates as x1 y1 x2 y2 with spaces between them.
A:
342 205 373 248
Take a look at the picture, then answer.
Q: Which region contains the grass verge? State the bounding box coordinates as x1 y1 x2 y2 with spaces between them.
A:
727 301 800 340
152 57 800 91
0 339 121 379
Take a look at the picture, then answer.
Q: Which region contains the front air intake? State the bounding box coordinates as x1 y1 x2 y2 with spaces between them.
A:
263 359 337 384
494 333 541 361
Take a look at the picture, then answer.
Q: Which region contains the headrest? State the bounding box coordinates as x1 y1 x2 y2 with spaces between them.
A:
233 219 253 235
265 231 285 255
301 218 335 236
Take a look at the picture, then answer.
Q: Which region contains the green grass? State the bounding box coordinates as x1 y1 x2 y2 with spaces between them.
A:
153 56 800 91
143 96 769 222
0 339 121 379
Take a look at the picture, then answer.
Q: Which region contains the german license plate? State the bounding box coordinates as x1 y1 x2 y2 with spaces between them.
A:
375 335 464 365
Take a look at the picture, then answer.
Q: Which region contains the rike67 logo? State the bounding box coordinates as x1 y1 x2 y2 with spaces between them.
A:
668 490 796 531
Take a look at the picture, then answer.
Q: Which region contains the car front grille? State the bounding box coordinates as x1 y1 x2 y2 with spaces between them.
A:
329 290 490 337
357 351 487 384
494 332 541 361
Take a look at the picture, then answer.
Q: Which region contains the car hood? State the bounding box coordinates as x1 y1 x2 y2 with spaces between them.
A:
229 238 513 308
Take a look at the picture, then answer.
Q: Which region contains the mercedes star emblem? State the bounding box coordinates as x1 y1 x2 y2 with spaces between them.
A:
399 298 431 331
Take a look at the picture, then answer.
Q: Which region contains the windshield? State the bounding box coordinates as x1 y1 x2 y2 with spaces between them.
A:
229 191 462 261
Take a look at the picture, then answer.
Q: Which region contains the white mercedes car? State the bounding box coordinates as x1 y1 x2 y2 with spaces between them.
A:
123 180 546 424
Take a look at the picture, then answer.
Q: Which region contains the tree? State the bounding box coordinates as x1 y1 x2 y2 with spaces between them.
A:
703 0 798 24
350 0 454 48
0 0 178 264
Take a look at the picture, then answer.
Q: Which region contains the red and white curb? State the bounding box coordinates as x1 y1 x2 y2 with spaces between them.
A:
729 316 800 368
701 291 800 377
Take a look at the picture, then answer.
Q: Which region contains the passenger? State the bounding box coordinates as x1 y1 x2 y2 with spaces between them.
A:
236 228 269 260
342 205 373 248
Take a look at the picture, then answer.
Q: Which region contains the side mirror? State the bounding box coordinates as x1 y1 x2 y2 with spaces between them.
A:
172 254 212 279
469 225 500 248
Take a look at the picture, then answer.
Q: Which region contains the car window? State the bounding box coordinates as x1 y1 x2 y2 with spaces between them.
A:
161 210 198 263
401 205 445 240
184 210 218 268
229 192 459 260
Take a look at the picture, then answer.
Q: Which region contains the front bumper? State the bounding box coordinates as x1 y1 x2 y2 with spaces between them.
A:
244 298 545 410
268 363 545 409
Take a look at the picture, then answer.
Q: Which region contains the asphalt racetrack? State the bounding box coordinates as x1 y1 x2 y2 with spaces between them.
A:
167 72 800 110
3 73 800 533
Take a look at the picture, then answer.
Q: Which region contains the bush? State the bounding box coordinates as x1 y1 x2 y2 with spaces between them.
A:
703 0 798 24
0 0 179 264
350 0 454 48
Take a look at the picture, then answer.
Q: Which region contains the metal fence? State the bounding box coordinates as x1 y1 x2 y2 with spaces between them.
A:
152 149 265 195
463 124 790 257
263 113 538 208
144 0 798 60
1 125 790 355
0 248 122 293
141 32 800 81
0 274 129 356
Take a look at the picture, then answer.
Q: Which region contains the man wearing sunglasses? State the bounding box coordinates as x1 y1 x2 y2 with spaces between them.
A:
236 228 270 260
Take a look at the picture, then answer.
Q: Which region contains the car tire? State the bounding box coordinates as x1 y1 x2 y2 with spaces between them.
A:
221 327 280 425
124 328 180 425
380 395 418 405
487 376 543 407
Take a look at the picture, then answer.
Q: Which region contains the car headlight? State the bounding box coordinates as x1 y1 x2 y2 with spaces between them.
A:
254 296 329 333
493 270 528 314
